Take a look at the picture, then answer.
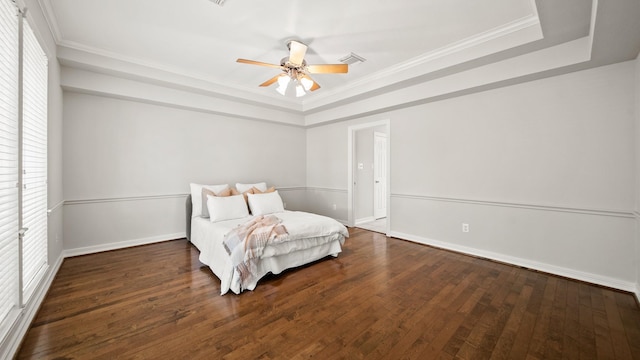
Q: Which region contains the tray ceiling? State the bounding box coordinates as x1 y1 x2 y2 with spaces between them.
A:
37 0 640 116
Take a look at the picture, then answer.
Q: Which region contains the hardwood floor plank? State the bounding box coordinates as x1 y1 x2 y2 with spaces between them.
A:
602 289 633 359
543 277 567 359
527 276 558 359
489 272 530 359
615 292 640 359
591 287 617 360
16 230 640 359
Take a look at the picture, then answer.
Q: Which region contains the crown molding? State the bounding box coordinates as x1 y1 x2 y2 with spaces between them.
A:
36 0 61 43
301 14 542 112
303 35 592 126
60 66 306 127
53 12 543 118
56 40 303 113
48 0 632 130
354 15 540 89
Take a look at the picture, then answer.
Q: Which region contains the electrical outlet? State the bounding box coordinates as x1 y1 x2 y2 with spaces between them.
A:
332 204 337 210
283 202 287 209
462 223 469 233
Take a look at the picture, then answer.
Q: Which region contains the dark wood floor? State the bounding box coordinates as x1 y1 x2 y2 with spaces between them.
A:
17 228 640 359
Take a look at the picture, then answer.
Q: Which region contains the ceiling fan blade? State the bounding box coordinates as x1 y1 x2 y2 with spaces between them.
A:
302 74 321 91
259 74 282 87
288 41 308 66
307 64 348 74
236 58 282 69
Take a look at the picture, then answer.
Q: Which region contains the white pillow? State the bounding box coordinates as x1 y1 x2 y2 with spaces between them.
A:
236 182 267 193
247 191 285 216
207 195 249 222
190 183 228 218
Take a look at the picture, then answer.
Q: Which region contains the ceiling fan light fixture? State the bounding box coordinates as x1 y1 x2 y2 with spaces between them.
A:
276 74 290 96
300 77 314 91
295 84 306 97
277 74 290 88
237 39 345 97
209 0 226 6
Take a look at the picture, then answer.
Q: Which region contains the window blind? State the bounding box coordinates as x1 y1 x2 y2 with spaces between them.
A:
20 18 47 302
0 0 48 344
0 0 19 338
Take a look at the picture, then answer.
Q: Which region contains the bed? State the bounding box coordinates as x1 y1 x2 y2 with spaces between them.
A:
186 183 349 295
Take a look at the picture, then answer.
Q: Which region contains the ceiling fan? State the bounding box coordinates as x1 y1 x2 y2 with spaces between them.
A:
236 40 348 97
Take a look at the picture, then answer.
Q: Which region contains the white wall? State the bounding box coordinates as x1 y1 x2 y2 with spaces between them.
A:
307 61 637 291
62 91 306 253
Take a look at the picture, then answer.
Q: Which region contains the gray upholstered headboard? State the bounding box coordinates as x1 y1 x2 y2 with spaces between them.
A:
185 194 192 241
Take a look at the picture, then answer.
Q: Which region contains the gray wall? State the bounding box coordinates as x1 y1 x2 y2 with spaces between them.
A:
307 61 637 291
62 92 307 253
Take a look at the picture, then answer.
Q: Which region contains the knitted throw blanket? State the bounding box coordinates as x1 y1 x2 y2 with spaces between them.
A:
223 215 288 290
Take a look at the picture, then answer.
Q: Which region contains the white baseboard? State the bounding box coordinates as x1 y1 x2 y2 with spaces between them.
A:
355 216 376 225
63 232 186 258
1 252 64 360
389 231 637 294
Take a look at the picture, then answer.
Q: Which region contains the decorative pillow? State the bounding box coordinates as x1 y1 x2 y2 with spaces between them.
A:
236 182 267 193
231 187 255 203
247 191 285 216
207 194 249 222
251 186 276 194
189 183 228 218
201 187 232 218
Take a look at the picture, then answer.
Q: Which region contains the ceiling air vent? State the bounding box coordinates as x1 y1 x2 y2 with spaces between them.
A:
339 52 366 65
209 0 226 6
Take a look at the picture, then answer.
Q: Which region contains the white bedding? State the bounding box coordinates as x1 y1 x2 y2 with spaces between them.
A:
191 210 348 295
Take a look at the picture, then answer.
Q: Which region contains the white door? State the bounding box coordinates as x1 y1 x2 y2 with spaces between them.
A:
373 132 387 219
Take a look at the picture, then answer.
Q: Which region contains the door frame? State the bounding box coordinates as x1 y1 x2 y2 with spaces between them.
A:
347 120 390 234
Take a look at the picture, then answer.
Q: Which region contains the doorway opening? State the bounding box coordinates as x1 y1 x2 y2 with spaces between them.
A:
347 120 390 235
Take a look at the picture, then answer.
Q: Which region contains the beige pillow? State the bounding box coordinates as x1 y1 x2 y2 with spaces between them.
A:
236 182 267 193
251 186 276 194
236 188 254 204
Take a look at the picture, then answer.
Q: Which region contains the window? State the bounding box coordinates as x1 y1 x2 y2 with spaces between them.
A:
0 0 20 339
0 0 48 342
